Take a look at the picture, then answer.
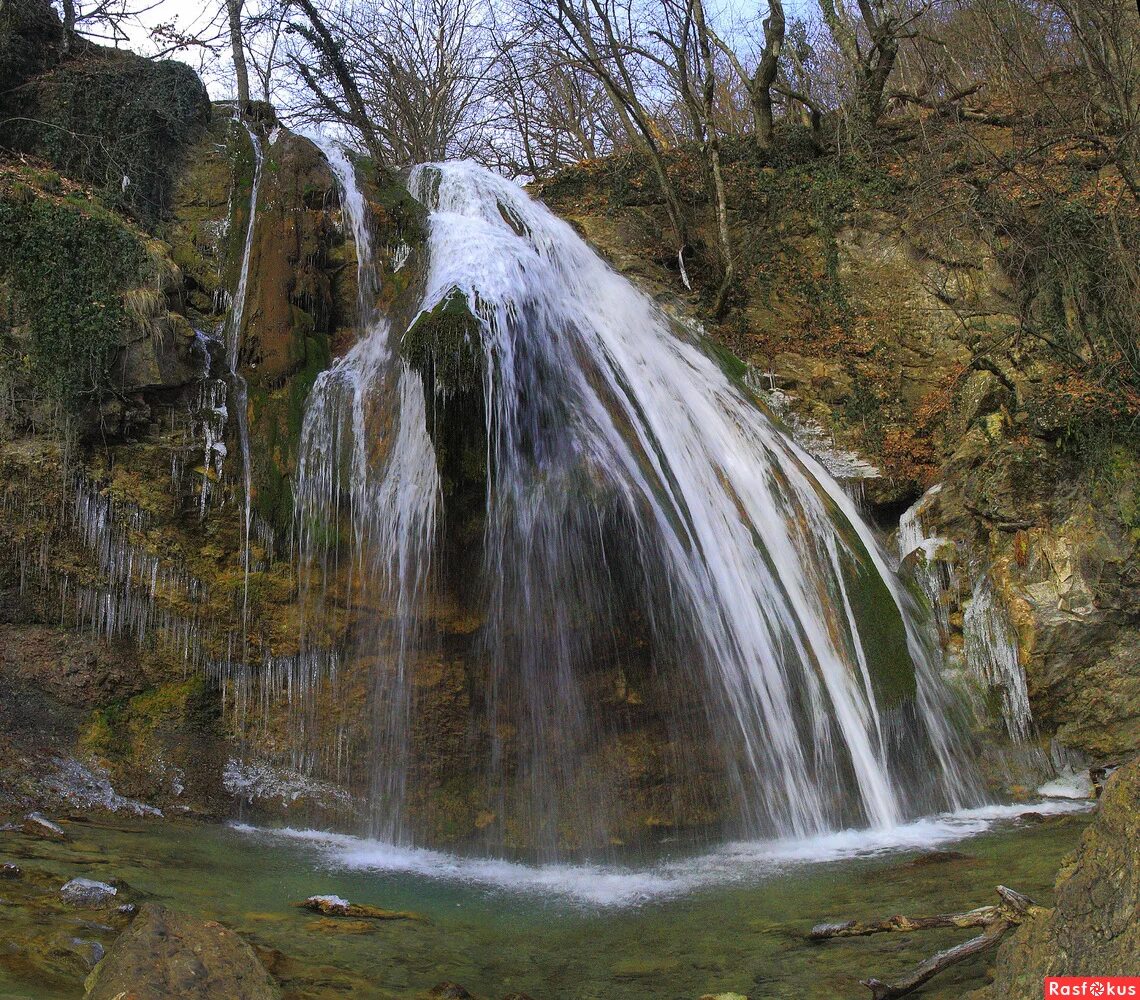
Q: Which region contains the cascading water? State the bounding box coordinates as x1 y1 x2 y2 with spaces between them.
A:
291 156 980 853
293 141 441 839
224 119 263 646
963 576 1034 743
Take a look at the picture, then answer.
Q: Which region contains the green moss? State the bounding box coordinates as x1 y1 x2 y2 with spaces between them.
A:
703 339 748 384
402 289 484 397
841 548 917 707
81 677 206 760
355 157 428 248
0 193 151 407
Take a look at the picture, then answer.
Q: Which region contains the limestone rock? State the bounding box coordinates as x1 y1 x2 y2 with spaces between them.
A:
21 812 67 840
83 903 280 1000
974 758 1140 998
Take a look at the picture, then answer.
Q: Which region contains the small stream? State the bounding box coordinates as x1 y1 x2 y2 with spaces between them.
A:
1 802 1089 999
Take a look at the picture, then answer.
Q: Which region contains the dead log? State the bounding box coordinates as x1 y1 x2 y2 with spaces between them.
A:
808 886 1041 1000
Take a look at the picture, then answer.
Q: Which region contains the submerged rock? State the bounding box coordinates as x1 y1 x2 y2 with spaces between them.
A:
83 903 280 1000
295 894 425 920
60 877 118 907
21 812 68 840
428 984 476 999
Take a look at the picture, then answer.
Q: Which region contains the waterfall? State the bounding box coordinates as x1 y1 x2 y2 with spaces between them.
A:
224 120 264 648
290 156 978 851
293 141 441 839
896 484 956 640
963 576 1034 743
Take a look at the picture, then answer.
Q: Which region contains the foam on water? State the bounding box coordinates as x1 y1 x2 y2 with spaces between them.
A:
235 798 1089 908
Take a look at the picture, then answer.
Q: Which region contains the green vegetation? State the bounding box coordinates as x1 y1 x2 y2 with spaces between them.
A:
402 288 484 397
1 49 209 221
0 194 150 407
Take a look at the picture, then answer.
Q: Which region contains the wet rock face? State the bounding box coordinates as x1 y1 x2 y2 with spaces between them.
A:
977 758 1140 996
920 437 1140 759
83 903 280 1000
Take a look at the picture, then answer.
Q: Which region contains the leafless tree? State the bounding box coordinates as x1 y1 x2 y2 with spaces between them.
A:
708 0 787 151
55 0 166 49
818 0 932 124
492 26 622 176
516 0 691 251
226 0 251 109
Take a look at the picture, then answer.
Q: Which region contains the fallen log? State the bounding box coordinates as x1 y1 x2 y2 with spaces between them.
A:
808 886 1042 1000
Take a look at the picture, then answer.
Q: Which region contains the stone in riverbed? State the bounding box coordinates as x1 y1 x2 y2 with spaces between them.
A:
21 812 68 840
83 903 280 999
295 894 425 920
61 877 118 906
306 917 378 934
428 984 475 999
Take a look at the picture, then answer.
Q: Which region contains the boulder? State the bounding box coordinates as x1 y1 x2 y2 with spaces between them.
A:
84 903 280 1000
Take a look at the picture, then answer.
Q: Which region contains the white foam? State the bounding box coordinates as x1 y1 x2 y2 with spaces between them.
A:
1037 769 1093 800
234 798 1090 909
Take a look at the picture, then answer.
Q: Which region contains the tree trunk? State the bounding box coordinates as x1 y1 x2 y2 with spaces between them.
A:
692 0 734 317
60 0 75 53
810 886 1042 1000
752 0 785 150
227 0 251 114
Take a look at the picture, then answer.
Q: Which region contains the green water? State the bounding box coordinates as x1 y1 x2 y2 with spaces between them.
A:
0 813 1088 1000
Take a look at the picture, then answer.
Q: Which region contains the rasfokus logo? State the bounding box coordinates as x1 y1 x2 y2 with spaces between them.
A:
1045 978 1140 997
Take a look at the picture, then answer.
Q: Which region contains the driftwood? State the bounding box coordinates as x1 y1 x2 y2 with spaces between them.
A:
808 886 1042 1000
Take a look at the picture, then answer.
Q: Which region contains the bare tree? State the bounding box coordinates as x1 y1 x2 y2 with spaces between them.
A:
285 0 387 162
243 0 291 103
818 0 929 124
519 0 691 255
54 0 168 49
691 0 734 314
226 0 251 110
350 0 499 163
708 0 787 151
493 27 621 176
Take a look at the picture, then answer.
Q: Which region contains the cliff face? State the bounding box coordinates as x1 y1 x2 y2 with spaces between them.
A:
0 0 350 818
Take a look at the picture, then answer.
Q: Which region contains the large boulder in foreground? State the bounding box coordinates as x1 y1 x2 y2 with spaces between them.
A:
84 904 279 1000
976 758 1140 997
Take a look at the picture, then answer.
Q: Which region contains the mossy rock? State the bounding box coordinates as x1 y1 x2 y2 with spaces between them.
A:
0 3 210 222
0 189 152 412
402 289 484 397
